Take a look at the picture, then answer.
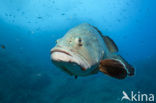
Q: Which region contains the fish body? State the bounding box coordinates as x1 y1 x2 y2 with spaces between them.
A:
51 23 134 79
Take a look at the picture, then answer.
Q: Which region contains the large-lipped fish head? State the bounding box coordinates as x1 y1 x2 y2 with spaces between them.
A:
50 24 99 76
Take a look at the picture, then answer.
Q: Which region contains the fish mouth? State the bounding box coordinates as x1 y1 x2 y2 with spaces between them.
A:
50 48 74 63
51 49 72 57
51 47 90 71
51 48 88 74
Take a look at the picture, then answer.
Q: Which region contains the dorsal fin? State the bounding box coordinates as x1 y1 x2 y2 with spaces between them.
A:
91 26 103 36
91 25 118 53
103 36 118 53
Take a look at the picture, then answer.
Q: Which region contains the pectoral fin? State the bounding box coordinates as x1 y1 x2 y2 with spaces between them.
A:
111 55 135 76
99 59 127 79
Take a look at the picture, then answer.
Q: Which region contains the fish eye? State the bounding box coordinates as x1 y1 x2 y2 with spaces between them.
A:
78 37 82 43
75 37 82 46
69 40 72 43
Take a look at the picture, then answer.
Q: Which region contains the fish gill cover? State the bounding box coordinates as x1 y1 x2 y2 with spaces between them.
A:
0 0 156 103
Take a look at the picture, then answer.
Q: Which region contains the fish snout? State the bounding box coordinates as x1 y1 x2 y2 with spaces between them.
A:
50 45 62 54
50 46 73 60
50 48 72 56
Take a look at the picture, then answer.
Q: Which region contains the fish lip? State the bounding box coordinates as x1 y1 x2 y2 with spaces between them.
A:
51 48 90 70
51 48 81 67
51 48 72 56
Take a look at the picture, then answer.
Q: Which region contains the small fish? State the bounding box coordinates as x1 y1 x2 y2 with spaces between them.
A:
1 45 5 49
50 23 134 79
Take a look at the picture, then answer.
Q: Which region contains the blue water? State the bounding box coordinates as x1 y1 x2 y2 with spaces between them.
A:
0 0 156 103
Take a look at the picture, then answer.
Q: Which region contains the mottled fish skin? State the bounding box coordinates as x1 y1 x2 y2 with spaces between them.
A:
51 23 109 76
51 23 115 76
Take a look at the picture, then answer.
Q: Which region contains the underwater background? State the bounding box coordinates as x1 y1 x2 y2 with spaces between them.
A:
0 0 156 103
